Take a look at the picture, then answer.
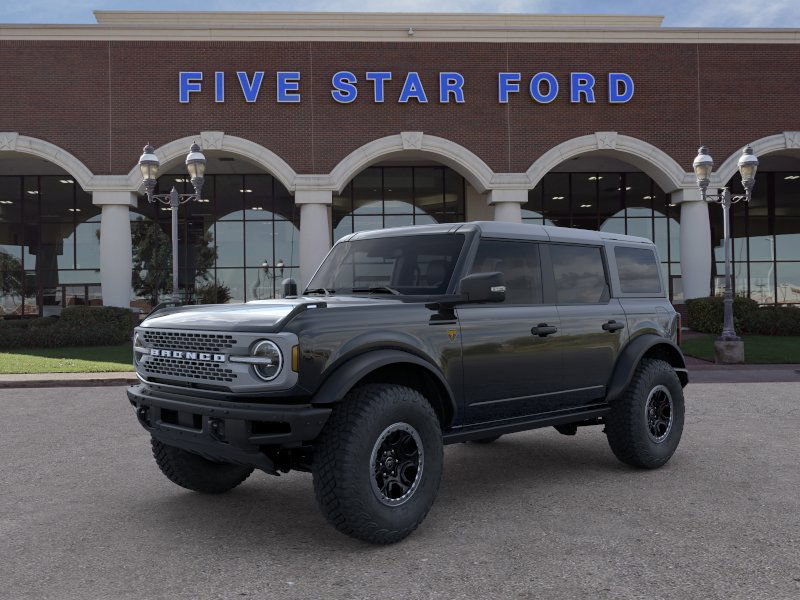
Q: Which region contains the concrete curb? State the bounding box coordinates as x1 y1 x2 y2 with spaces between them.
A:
0 372 137 389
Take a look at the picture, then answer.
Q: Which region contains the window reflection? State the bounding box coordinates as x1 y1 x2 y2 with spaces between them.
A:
523 171 680 301
129 173 299 311
0 176 101 316
333 166 466 241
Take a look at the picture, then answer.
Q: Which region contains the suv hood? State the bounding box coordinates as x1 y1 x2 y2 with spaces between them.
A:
139 296 402 332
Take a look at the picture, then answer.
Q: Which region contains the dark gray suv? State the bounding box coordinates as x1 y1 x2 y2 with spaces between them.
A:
127 221 688 544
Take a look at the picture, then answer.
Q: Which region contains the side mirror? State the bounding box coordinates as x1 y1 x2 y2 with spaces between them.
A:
282 278 298 298
458 272 506 303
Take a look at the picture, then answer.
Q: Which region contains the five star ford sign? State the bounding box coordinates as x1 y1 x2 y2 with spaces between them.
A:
178 71 635 104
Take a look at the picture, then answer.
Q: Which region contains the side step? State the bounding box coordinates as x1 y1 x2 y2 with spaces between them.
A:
442 405 610 445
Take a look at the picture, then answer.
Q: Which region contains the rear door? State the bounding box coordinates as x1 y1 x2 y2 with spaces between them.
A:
545 243 628 408
458 238 565 425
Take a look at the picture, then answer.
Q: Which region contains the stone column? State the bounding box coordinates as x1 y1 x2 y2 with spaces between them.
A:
487 188 528 222
296 189 333 288
673 188 712 300
93 191 137 308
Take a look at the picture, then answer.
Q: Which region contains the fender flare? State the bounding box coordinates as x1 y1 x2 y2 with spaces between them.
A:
605 335 688 403
311 349 458 427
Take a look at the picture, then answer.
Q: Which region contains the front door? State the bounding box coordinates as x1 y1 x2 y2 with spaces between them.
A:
458 239 565 425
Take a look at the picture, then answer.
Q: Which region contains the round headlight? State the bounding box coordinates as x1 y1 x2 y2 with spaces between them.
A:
252 340 283 381
133 332 145 365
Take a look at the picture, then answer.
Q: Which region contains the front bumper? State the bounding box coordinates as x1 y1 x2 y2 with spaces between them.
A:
127 384 331 472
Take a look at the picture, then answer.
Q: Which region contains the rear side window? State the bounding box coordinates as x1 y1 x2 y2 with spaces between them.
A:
470 240 543 304
615 246 662 294
550 244 609 304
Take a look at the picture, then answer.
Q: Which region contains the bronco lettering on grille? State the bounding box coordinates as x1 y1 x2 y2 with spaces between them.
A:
149 349 226 362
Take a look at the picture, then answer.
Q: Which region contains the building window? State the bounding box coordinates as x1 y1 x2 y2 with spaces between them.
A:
523 172 681 302
714 171 800 305
333 166 466 242
0 175 100 317
130 173 298 311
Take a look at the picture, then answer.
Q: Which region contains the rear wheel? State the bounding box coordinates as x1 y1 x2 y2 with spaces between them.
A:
605 358 685 469
312 383 443 544
151 439 253 494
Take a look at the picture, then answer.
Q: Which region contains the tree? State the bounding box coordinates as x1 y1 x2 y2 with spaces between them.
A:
0 251 25 308
131 217 218 306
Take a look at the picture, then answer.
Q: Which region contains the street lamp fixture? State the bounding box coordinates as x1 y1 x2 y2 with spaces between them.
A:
138 142 207 303
691 145 759 358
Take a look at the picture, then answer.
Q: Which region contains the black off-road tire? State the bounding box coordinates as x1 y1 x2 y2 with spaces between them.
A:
471 435 502 444
312 383 443 544
605 358 685 469
151 438 254 494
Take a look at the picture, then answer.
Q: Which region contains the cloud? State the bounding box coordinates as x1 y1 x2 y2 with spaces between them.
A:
1 0 799 27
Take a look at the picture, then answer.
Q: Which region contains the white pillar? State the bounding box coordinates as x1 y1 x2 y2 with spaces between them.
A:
674 188 712 300
296 189 333 288
94 191 136 308
487 188 527 223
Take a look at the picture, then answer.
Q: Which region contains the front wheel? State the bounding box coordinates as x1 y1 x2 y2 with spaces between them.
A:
605 358 685 469
312 384 443 544
151 439 253 494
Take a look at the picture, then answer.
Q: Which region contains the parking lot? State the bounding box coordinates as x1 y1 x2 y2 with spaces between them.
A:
1 382 798 600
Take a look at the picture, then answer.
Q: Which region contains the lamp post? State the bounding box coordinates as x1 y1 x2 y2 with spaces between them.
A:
692 144 759 361
138 142 206 303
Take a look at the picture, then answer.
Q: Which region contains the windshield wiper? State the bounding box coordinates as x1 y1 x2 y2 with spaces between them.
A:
351 286 401 295
304 288 335 296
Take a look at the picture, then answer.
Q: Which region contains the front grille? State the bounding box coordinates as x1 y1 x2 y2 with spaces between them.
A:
143 356 238 383
142 330 237 352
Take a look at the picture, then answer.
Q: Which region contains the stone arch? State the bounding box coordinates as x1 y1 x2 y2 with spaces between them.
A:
123 131 298 192
0 132 95 190
713 131 800 186
526 132 691 193
328 132 496 194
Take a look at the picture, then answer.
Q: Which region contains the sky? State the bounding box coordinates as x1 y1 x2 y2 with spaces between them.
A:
1 0 799 27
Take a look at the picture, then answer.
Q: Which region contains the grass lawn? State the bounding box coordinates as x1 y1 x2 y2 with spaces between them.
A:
681 335 800 364
0 344 133 374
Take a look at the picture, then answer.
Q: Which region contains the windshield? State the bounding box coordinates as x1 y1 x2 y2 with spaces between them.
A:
306 233 465 296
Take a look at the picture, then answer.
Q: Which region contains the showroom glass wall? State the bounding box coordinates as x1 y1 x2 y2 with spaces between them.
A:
716 171 800 305
130 173 299 311
523 172 682 302
0 176 101 316
333 166 466 241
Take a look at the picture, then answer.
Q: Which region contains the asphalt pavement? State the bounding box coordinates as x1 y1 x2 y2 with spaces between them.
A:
1 383 798 600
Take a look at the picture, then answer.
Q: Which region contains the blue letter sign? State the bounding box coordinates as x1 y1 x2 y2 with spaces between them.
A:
570 73 596 103
237 71 264 103
179 72 203 103
608 73 634 103
179 69 634 105
331 71 358 103
277 72 301 103
399 72 428 103
498 73 521 103
529 72 558 104
439 72 465 103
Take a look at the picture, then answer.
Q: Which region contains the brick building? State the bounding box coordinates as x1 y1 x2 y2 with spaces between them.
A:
1 11 799 314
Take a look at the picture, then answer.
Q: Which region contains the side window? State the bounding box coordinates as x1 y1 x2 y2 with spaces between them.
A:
550 244 609 304
615 246 662 294
469 240 542 304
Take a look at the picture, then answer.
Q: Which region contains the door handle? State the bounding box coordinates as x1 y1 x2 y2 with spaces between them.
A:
602 320 625 332
531 323 558 337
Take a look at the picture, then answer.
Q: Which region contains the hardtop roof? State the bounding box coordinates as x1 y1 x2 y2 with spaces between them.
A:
343 221 653 245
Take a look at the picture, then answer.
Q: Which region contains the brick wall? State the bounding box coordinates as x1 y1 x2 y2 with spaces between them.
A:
1 39 799 177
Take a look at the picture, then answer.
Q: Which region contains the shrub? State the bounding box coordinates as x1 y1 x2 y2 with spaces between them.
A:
196 282 232 305
0 306 135 349
686 296 800 336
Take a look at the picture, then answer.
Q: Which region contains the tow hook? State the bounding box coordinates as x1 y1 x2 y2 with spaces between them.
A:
208 418 226 441
136 406 151 427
